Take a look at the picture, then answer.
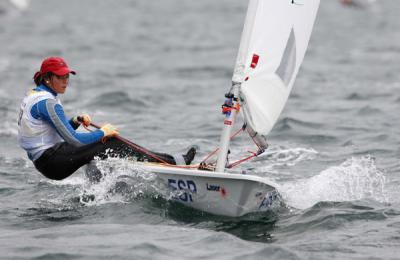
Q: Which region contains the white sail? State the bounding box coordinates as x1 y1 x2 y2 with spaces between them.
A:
233 0 320 140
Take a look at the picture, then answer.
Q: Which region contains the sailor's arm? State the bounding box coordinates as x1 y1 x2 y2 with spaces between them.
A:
31 99 104 146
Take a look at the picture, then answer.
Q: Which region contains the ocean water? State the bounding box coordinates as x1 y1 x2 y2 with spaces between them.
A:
1 0 399 259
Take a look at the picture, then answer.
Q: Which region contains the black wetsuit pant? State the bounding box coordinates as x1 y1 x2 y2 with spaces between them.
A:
33 138 176 180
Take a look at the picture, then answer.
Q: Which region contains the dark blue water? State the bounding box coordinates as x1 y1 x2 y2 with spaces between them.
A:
1 0 399 259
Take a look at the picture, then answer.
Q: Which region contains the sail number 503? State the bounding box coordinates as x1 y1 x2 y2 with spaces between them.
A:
168 179 197 203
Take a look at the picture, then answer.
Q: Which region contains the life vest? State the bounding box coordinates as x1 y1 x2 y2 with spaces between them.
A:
17 89 64 161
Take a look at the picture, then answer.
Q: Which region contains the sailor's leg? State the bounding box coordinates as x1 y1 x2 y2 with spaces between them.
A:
34 138 196 180
34 141 112 180
34 138 139 180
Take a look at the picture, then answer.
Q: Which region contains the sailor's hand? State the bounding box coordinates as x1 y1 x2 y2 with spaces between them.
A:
100 123 119 137
74 114 92 127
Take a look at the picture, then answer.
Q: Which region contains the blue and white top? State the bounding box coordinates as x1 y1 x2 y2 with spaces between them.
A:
17 84 104 161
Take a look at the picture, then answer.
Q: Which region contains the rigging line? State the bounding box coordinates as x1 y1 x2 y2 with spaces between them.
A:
227 151 258 169
84 122 203 169
84 121 258 170
84 122 170 165
199 126 245 164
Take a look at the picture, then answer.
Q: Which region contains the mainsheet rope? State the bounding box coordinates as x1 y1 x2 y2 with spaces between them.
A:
82 120 261 170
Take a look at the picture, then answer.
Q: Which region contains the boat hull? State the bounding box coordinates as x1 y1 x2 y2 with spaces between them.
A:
143 165 280 217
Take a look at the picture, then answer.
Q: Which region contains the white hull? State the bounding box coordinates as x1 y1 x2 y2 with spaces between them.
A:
143 165 280 217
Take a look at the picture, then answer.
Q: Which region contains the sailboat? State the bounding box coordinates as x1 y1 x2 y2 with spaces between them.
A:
141 0 320 217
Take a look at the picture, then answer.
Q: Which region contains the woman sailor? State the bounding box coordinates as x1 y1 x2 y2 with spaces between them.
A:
17 57 196 181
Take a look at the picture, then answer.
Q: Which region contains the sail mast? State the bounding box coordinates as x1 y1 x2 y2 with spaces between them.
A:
215 0 259 172
215 84 240 172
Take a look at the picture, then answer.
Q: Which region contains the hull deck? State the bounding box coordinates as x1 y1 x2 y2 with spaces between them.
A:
141 164 280 217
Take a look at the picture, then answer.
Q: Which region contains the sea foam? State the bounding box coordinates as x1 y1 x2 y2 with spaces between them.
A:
280 156 388 209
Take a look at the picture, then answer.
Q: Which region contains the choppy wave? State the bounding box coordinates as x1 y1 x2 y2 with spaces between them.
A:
0 58 10 72
174 65 232 79
79 159 160 205
274 117 323 132
0 120 18 136
91 91 145 107
89 91 149 109
345 92 368 100
42 158 159 207
280 156 388 209
253 145 318 175
357 105 382 115
277 200 393 239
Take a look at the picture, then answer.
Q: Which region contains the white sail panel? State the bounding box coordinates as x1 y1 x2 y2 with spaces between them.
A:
233 0 320 137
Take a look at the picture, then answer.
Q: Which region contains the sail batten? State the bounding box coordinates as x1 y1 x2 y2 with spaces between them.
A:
233 0 320 139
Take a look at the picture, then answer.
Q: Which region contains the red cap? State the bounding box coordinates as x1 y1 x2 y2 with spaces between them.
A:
40 57 76 76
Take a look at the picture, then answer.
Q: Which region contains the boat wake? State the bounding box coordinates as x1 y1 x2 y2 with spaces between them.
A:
36 158 161 210
253 145 318 173
77 158 163 205
280 156 388 210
